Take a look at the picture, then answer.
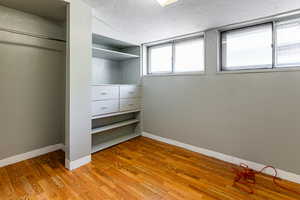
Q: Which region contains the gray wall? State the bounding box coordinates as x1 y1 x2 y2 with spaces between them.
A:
92 57 141 85
92 58 121 84
0 5 65 160
65 0 92 164
92 47 141 85
120 47 141 85
120 59 141 84
143 30 300 174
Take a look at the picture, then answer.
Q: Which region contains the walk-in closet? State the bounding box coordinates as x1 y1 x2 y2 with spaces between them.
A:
0 1 67 162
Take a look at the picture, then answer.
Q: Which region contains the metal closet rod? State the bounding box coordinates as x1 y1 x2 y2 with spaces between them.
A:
0 27 66 42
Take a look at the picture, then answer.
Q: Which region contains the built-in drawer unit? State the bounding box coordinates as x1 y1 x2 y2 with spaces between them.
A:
120 85 141 99
92 100 119 116
92 85 119 101
120 98 141 112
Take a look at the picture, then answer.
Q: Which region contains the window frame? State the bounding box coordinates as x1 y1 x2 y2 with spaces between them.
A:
145 33 205 76
219 16 300 73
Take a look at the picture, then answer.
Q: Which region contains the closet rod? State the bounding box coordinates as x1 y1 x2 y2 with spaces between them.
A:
0 27 66 43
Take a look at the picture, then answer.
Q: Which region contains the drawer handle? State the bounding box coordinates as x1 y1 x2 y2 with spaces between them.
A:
129 92 134 94
128 104 134 106
101 107 108 110
101 92 108 95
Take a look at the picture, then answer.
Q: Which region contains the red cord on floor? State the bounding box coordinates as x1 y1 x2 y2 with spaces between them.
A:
232 163 300 195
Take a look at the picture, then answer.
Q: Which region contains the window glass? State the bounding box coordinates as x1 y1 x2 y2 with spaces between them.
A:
174 38 204 72
221 24 273 70
276 19 300 67
148 44 172 73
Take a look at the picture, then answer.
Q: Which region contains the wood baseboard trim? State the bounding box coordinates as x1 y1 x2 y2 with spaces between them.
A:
0 143 64 168
142 132 300 184
65 155 91 170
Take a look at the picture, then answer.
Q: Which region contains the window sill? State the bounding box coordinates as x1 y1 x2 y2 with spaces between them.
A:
143 72 205 77
216 67 300 75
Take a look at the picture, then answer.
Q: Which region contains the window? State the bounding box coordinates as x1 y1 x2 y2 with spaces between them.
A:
220 17 300 71
174 38 204 72
221 24 273 70
276 19 300 67
148 43 173 73
147 36 204 74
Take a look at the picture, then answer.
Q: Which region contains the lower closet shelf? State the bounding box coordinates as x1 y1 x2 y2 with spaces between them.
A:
92 133 140 153
91 119 139 135
92 109 141 120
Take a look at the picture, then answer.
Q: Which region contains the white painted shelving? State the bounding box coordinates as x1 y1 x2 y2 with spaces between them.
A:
91 119 139 135
92 47 139 61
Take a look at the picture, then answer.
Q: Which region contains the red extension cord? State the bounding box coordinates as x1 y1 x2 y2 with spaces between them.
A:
232 163 300 195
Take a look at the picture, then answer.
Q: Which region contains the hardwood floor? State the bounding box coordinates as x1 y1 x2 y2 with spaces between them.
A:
1 136 300 200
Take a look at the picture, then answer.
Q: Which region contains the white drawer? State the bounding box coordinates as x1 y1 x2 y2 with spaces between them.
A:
120 99 140 112
92 100 119 116
120 85 141 99
92 86 119 101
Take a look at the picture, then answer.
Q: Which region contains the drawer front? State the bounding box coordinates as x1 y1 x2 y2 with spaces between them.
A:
92 86 119 101
92 100 119 116
120 85 141 99
120 99 140 112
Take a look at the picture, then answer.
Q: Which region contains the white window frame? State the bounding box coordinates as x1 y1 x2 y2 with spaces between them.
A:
144 33 205 76
218 15 300 74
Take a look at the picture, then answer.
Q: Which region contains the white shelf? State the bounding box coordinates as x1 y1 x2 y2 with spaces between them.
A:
91 119 139 135
92 33 136 49
92 109 141 120
92 47 139 61
92 133 140 153
91 84 141 87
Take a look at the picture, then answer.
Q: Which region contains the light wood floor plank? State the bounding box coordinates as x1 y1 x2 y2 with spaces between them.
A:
1 136 300 200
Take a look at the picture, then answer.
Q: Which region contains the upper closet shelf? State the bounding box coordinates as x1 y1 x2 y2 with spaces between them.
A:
92 47 139 61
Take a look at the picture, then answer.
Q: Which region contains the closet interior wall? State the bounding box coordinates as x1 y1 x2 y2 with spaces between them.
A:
0 4 66 160
92 47 141 85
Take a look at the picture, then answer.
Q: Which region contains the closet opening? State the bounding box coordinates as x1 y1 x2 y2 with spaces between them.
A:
0 0 68 165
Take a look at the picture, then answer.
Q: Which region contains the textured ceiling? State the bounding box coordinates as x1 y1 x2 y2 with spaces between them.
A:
0 0 67 22
86 0 300 44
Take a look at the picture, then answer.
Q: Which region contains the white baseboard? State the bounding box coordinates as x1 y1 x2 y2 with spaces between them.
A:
60 145 66 152
65 155 91 170
142 132 300 184
0 143 64 168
